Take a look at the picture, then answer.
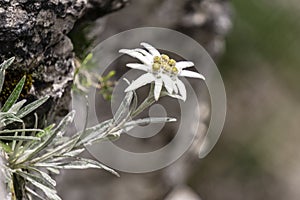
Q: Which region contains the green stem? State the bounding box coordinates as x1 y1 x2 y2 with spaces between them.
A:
130 83 168 118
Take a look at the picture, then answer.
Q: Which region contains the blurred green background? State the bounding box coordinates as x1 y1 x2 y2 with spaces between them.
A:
190 1 300 199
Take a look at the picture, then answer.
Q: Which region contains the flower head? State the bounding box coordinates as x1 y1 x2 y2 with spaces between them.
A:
119 42 205 101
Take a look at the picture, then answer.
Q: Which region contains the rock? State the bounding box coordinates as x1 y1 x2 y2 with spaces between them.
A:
0 0 86 122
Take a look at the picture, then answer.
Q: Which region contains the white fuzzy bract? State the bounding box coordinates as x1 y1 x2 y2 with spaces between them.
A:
119 42 205 101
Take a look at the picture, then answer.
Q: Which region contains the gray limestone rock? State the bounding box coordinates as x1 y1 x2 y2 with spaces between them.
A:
0 0 87 123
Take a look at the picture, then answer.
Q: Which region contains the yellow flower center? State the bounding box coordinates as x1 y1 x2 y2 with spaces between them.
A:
171 66 179 74
152 63 160 71
161 54 169 62
153 56 161 64
152 55 179 75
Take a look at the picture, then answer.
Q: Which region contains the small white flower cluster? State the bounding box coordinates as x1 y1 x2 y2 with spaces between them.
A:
119 43 205 101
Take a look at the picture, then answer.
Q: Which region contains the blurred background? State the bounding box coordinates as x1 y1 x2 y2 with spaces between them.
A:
59 0 300 199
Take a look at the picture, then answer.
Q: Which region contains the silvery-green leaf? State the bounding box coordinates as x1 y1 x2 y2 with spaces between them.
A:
0 57 15 71
105 130 122 141
123 117 177 132
76 119 112 147
27 167 56 186
18 171 61 200
46 156 67 163
0 135 40 141
18 111 75 163
114 90 133 124
77 157 119 177
52 136 71 147
88 129 123 144
32 136 79 163
0 112 22 128
123 78 138 117
0 57 15 92
1 76 26 112
20 125 54 156
36 157 119 177
17 96 49 119
0 128 44 134
26 186 45 200
129 89 138 116
17 170 55 190
11 131 18 151
8 99 26 114
63 148 85 157
52 110 75 137
47 167 60 175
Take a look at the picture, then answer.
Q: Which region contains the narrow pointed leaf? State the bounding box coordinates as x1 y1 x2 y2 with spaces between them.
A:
27 167 56 186
18 171 61 200
17 96 49 119
17 170 56 190
1 76 26 112
32 136 79 163
19 111 75 163
0 129 44 134
76 119 112 147
0 57 15 92
114 90 133 124
25 186 44 200
0 57 15 71
123 117 177 132
0 135 40 141
8 99 26 114
0 113 22 128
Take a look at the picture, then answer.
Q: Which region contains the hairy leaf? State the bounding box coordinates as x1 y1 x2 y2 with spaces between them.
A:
17 96 49 119
1 76 26 112
0 57 15 92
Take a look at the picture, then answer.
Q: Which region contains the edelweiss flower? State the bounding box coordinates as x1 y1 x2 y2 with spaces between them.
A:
119 42 205 101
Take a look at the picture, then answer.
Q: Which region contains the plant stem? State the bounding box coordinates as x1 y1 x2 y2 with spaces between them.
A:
130 83 168 118
130 83 155 118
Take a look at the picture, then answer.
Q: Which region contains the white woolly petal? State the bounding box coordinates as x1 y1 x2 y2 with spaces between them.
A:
176 61 195 69
176 79 187 101
125 73 155 92
140 42 160 57
161 74 174 94
173 81 179 94
126 63 149 71
134 48 153 61
119 49 152 66
179 70 205 80
154 78 163 101
168 93 185 101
